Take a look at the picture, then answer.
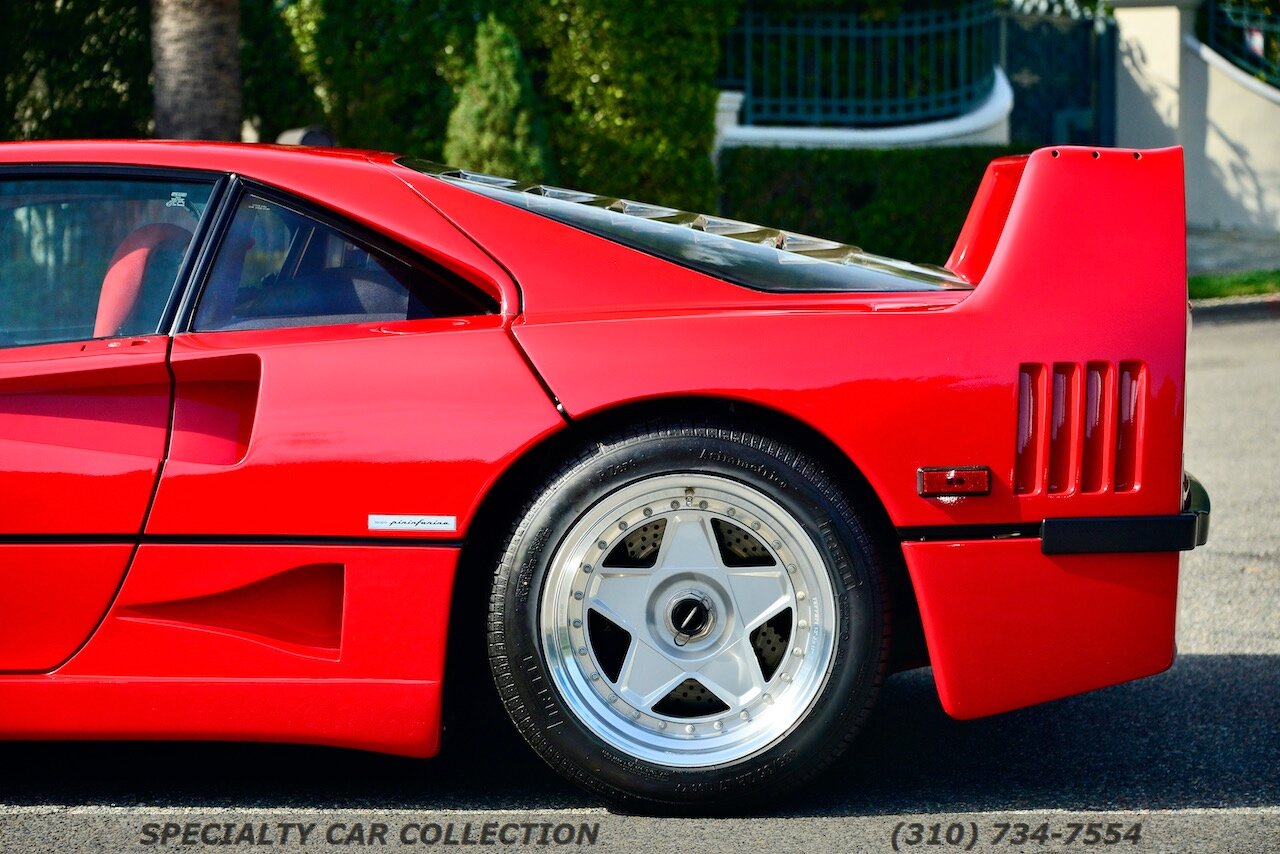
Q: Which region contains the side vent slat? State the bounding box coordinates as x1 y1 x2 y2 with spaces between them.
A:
1017 360 1144 497
1015 364 1045 495
1081 361 1114 494
1047 363 1080 494
1115 361 1146 492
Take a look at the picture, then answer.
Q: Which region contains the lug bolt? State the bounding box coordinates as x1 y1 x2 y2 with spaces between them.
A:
798 620 808 629
643 507 653 517
573 619 582 628
713 721 723 730
792 647 803 657
582 564 592 573
685 724 695 734
699 500 708 510
578 647 587 656
574 591 583 600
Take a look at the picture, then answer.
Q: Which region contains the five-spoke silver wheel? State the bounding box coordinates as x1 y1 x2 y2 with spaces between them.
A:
539 473 838 767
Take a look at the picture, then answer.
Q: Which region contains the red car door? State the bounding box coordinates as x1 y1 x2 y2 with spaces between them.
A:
0 171 216 670
142 183 561 542
92 185 565 681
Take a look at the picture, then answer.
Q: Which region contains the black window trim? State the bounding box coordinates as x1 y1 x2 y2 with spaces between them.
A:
0 163 228 346
167 172 243 335
174 178 499 335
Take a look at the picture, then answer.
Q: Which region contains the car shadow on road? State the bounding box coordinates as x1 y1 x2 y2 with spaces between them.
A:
799 652 1280 817
0 654 1274 814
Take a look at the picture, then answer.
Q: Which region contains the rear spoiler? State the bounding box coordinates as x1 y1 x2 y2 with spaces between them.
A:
946 155 1029 284
946 146 1187 300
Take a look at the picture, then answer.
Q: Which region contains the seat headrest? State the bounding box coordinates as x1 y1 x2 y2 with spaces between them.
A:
94 222 193 338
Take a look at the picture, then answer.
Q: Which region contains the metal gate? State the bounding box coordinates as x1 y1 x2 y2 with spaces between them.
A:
1000 12 1117 147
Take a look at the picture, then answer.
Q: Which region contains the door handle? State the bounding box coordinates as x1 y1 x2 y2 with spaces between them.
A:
81 336 159 352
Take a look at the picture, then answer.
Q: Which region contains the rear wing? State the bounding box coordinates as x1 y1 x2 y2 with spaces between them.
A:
947 147 1187 312
946 155 1029 284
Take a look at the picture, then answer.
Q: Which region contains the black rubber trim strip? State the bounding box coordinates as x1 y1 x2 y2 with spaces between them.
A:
0 534 464 548
1042 475 1210 555
897 523 1041 543
1040 512 1208 554
899 516 1209 552
898 517 1206 553
147 534 468 548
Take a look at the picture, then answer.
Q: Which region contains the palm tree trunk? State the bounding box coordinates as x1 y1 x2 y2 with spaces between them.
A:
151 0 241 140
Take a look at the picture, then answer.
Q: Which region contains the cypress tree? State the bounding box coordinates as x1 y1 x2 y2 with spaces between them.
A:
443 15 549 182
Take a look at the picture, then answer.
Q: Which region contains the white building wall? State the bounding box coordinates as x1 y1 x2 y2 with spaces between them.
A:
1115 0 1280 233
1181 36 1280 232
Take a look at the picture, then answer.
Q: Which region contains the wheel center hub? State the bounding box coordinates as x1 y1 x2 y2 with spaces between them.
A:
667 593 715 645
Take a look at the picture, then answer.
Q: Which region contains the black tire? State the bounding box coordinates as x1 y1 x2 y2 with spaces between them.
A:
487 422 891 813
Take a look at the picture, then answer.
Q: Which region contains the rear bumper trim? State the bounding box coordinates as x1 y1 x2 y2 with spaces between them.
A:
1040 473 1211 555
898 474 1212 554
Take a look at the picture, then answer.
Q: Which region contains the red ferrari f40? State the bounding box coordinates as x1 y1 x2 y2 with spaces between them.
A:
0 141 1209 811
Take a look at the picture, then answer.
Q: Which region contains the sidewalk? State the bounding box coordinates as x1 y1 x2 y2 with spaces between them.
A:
1187 227 1280 276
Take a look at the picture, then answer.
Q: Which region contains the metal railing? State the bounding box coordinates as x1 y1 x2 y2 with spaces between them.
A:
718 0 999 127
1207 0 1280 88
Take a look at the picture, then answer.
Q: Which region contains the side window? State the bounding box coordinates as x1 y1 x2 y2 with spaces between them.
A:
193 192 496 332
0 177 212 347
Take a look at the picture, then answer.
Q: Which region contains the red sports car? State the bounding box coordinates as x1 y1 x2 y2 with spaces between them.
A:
0 141 1209 811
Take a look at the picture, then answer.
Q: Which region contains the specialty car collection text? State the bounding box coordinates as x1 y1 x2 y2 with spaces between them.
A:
139 821 602 847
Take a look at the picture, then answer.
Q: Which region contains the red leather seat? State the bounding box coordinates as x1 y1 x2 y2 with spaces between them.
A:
93 223 193 338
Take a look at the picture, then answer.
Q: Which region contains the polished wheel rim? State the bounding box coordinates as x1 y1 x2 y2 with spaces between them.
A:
539 473 838 768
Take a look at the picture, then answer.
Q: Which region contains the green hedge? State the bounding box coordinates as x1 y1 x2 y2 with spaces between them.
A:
718 144 1020 265
534 0 740 211
274 0 482 160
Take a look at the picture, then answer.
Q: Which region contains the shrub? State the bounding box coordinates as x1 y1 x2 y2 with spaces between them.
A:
717 144 1021 264
535 0 740 211
279 0 480 159
443 14 549 182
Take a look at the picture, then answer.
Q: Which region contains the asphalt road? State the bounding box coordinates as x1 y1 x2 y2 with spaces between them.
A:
0 315 1276 853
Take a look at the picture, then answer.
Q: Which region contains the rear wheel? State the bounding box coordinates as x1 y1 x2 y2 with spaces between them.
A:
488 424 890 811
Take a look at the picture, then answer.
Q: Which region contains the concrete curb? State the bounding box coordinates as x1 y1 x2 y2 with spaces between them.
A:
1190 293 1280 323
